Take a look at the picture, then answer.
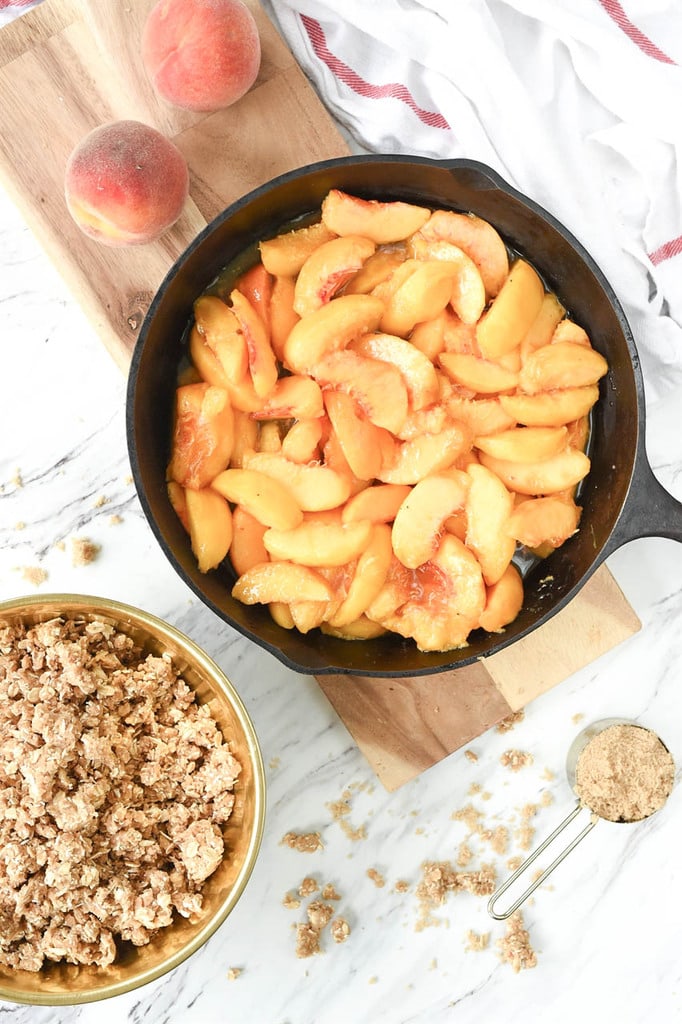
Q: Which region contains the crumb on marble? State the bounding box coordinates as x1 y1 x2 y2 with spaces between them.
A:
93 495 108 509
481 825 509 856
282 892 301 910
71 537 101 567
468 782 482 796
327 790 366 842
227 967 242 981
497 911 537 973
298 877 319 898
330 917 350 944
366 868 385 888
394 880 410 894
295 923 321 959
451 804 484 833
465 930 490 952
415 861 496 931
572 712 585 725
20 566 48 587
464 749 478 763
500 749 534 772
269 756 281 772
14 521 25 531
321 883 341 901
496 710 525 733
457 841 473 868
281 831 324 854
11 469 23 489
108 514 123 526
54 540 66 552
368 976 378 985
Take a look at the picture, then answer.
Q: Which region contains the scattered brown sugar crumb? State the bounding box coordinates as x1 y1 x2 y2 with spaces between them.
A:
298 877 319 898
572 712 585 725
71 536 101 566
367 868 385 888
574 724 675 822
500 749 534 772
340 820 367 842
465 930 490 952
457 841 474 867
464 749 478 762
496 709 525 733
124 474 134 485
451 803 484 833
394 879 410 894
269 756 281 772
542 767 556 782
507 855 523 871
93 495 109 508
227 967 242 981
295 923 321 959
54 540 66 552
321 883 341 901
540 790 553 807
109 514 123 526
481 825 509 856
331 918 350 943
11 468 23 488
521 802 539 821
515 824 535 852
328 791 366 842
282 892 301 910
281 831 324 854
497 911 538 973
417 861 496 909
14 521 25 531
468 782 482 796
19 566 48 587
307 900 334 931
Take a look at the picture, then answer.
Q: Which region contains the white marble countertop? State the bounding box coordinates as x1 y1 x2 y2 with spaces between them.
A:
2 82 682 1024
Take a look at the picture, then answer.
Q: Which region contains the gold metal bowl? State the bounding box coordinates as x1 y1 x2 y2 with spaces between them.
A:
0 593 266 1006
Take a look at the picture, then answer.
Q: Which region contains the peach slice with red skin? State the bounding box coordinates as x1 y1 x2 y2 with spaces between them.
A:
283 294 384 374
416 210 509 297
229 505 269 576
194 295 249 384
465 463 515 586
259 221 336 277
232 562 334 604
294 235 376 318
324 390 388 481
351 332 440 411
409 237 486 324
235 262 273 331
263 519 373 568
478 448 591 496
342 484 412 524
329 523 393 627
229 289 278 398
474 426 569 463
479 563 524 633
242 451 353 511
498 386 599 427
185 486 233 573
313 349 409 435
505 495 582 548
518 341 608 394
476 260 545 360
211 468 304 530
250 374 324 421
391 470 469 569
269 275 299 361
168 382 234 490
321 189 430 243
439 352 519 394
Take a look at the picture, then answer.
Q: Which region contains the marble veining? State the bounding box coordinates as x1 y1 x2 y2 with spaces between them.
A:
2 107 682 1024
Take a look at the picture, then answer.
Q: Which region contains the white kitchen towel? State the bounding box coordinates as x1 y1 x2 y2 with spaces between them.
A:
260 0 682 403
2 0 681 401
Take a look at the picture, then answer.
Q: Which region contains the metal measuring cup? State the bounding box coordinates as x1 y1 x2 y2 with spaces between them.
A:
487 717 675 921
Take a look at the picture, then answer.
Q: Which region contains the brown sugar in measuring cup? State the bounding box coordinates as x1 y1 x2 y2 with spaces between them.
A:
487 718 675 920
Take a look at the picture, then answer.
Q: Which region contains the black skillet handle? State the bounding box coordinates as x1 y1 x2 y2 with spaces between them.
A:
603 448 682 557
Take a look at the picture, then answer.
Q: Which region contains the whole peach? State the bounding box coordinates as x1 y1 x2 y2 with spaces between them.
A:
64 120 189 246
142 0 261 113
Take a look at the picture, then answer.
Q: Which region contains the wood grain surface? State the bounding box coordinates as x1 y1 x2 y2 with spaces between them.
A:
0 0 641 789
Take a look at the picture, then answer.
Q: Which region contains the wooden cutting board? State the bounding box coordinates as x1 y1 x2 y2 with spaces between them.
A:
0 0 641 790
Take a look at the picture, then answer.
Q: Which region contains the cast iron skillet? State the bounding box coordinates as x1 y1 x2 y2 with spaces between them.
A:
126 155 682 677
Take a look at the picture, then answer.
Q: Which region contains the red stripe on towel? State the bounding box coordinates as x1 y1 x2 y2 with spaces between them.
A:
597 0 676 65
0 0 36 7
649 235 682 266
300 14 451 131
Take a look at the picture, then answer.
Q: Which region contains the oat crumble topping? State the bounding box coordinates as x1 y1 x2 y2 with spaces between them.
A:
366 868 385 888
500 749 534 772
298 876 319 897
20 567 48 587
497 911 537 972
496 710 525 733
281 832 324 854
71 538 101 567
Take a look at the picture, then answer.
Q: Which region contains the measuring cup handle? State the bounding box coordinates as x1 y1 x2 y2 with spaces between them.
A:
487 803 597 921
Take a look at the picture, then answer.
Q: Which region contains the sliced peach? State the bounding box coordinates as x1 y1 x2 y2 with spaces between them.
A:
232 561 333 604
229 289 278 398
351 332 440 411
519 341 608 394
476 260 545 360
224 371 265 414
343 247 407 295
263 519 373 567
442 310 480 355
378 423 469 485
270 601 295 629
324 390 385 480
281 418 324 463
499 386 599 427
409 311 447 361
417 210 509 297
283 294 384 373
194 295 249 384
446 393 516 437
519 292 566 360
230 410 258 468
369 535 486 652
321 617 387 640
313 349 409 435
396 405 450 442
439 352 518 394
380 261 457 337
251 374 324 421
566 416 589 453
243 451 352 511
229 505 269 576
235 262 273 330
444 507 467 541
294 235 376 317
270 275 299 361
505 495 582 548
329 523 393 626
371 259 419 305
465 463 515 586
479 563 524 633
321 189 430 243
497 347 522 374
391 470 469 568
189 326 232 389
167 480 190 532
256 421 283 453
410 237 486 324
551 318 591 347
475 426 568 462
341 483 412 524
322 429 372 498
478 448 591 495
185 486 232 573
289 600 331 634
211 468 304 530
259 220 336 277
168 382 234 490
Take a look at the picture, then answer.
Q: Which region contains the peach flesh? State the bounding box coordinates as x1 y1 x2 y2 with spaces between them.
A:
142 0 261 113
64 120 189 246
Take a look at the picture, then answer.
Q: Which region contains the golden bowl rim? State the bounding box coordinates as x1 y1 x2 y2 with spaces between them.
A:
0 592 266 1006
